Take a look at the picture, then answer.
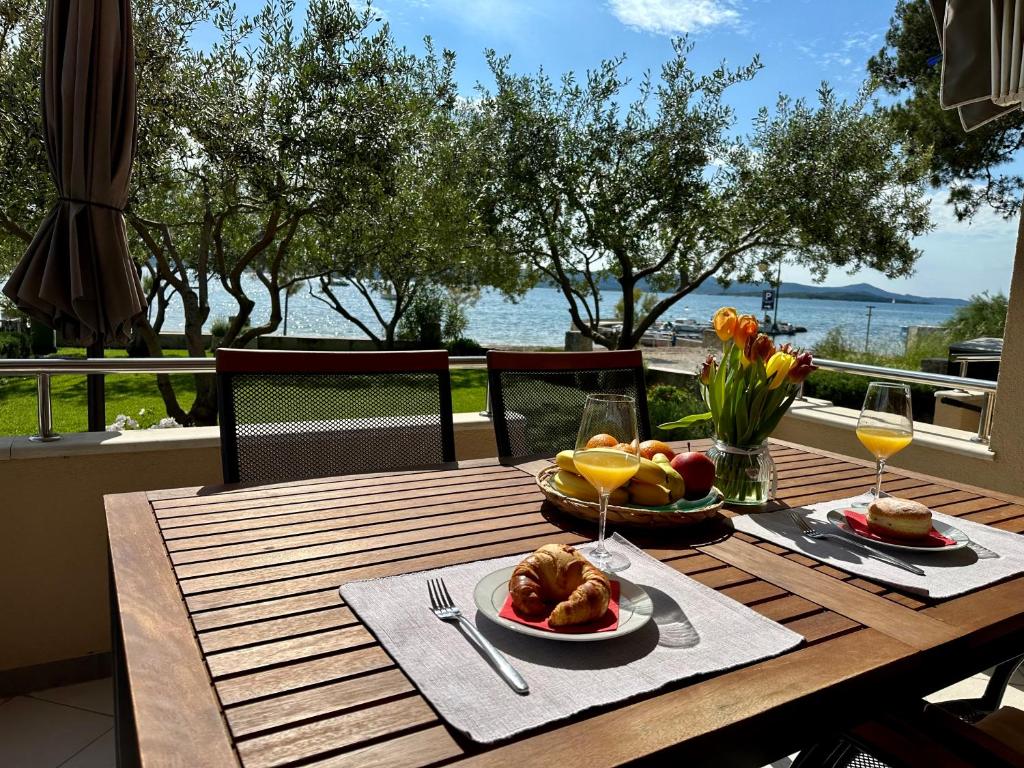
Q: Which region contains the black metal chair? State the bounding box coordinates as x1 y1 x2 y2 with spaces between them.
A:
792 655 1024 768
216 349 456 484
486 350 651 460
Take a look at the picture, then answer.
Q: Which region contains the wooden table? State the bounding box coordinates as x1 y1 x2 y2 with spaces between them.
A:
105 438 1024 767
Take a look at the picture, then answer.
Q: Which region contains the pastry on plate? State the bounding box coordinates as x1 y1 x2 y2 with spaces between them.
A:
507 544 611 626
867 497 932 541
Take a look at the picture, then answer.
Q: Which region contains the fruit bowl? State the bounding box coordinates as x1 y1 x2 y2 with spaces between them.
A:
535 465 725 528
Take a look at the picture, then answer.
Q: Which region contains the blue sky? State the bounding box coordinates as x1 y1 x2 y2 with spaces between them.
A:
218 0 1018 300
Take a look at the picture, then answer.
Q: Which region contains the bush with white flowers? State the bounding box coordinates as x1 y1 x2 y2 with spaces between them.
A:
107 409 182 432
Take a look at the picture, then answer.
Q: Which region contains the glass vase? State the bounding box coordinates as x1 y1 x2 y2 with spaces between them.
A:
706 439 776 506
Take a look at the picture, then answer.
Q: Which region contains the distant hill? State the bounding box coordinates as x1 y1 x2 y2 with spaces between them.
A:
692 281 967 305
556 275 967 305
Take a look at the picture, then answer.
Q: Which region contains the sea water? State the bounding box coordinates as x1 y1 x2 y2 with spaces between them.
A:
158 280 960 352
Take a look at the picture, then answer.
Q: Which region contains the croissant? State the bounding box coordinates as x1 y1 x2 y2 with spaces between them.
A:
508 543 611 626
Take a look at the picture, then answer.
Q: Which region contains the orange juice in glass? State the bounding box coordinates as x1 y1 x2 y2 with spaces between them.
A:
574 394 640 572
856 383 914 499
855 426 913 461
573 448 640 493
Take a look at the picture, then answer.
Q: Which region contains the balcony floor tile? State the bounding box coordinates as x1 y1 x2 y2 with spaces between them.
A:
0 696 111 767
30 678 114 717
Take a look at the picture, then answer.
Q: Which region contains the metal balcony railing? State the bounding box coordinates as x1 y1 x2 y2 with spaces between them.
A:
0 354 998 443
0 356 488 442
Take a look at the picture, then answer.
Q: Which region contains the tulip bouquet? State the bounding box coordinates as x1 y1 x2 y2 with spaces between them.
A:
660 307 817 504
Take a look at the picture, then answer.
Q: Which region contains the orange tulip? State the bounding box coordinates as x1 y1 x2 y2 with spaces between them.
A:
712 307 738 341
734 314 759 349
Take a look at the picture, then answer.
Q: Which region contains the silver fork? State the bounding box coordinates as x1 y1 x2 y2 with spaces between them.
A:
427 578 529 695
787 510 926 576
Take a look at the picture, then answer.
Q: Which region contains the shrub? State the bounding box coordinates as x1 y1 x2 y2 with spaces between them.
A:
802 370 936 423
399 286 469 346
943 292 1008 341
447 337 486 356
210 317 230 337
646 382 713 442
0 331 29 359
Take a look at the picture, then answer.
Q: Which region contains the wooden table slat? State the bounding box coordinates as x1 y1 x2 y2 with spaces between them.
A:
105 437 1024 768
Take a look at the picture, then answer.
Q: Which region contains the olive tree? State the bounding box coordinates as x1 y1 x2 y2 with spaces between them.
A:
472 41 932 349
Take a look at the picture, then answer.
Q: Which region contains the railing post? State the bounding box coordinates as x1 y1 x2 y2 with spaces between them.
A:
974 392 995 444
479 376 492 418
30 373 60 442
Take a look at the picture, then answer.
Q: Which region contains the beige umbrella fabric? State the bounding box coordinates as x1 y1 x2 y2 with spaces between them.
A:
931 0 1022 131
2 0 146 345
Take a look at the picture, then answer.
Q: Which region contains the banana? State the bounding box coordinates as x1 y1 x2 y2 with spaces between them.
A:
661 464 687 502
650 453 685 499
635 456 667 486
554 449 578 474
551 470 627 505
628 480 671 507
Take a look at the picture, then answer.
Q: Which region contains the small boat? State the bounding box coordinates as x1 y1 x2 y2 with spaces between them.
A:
765 321 807 336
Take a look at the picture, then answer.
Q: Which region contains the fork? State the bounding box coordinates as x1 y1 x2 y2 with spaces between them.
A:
427 578 529 695
787 510 926 576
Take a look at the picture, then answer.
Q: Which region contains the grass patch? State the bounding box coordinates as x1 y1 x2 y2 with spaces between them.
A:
0 350 489 436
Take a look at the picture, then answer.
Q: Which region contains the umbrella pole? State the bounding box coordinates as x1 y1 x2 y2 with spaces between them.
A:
87 340 106 431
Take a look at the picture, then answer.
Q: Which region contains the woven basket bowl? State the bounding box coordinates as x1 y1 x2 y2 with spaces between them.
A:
535 465 724 528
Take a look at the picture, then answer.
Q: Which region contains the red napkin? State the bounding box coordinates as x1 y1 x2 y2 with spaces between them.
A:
498 581 621 634
842 508 955 548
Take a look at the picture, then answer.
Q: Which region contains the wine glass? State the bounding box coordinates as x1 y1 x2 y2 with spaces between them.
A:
573 394 640 572
856 382 913 500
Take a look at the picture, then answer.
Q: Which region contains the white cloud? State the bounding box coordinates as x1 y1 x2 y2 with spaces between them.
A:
608 0 739 36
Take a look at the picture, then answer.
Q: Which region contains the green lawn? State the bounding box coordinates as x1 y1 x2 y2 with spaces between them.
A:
0 350 488 436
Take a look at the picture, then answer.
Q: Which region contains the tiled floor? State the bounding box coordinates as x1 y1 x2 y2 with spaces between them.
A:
0 679 113 767
1 673 1022 767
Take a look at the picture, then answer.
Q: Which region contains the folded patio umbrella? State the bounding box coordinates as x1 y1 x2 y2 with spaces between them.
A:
931 0 1023 130
2 0 146 345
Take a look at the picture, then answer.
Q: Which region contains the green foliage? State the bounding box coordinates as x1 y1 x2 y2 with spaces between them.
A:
446 337 486 356
472 40 931 350
398 286 469 347
813 326 950 370
647 383 713 442
209 317 230 337
869 0 1024 219
943 293 1008 340
614 289 659 323
0 330 28 359
802 370 936 424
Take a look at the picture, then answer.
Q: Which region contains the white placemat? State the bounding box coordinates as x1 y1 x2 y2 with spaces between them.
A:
731 493 1024 598
340 534 802 744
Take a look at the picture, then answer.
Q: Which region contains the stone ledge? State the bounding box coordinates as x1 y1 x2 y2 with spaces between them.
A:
785 398 994 461
6 412 497 462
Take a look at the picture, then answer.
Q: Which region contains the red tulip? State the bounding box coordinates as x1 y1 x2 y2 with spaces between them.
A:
699 353 717 385
788 351 818 383
744 333 776 363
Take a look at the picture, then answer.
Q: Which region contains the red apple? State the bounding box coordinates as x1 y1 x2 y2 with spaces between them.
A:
670 451 716 499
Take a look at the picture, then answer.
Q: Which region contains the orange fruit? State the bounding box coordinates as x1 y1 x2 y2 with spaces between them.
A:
638 439 676 461
613 441 638 454
586 433 619 449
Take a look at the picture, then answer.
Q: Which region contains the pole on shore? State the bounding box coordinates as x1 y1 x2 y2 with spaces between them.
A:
865 305 875 353
773 258 782 330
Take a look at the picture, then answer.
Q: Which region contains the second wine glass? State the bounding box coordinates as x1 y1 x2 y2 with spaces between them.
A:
855 382 913 500
573 394 640 573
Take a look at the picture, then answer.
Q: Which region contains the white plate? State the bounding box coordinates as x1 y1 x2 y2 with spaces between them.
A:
825 509 970 553
473 566 653 642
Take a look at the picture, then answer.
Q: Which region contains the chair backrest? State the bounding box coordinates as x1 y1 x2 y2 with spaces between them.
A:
216 349 456 484
487 350 651 459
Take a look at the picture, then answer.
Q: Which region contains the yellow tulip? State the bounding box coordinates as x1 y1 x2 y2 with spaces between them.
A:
712 307 738 341
765 351 796 389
